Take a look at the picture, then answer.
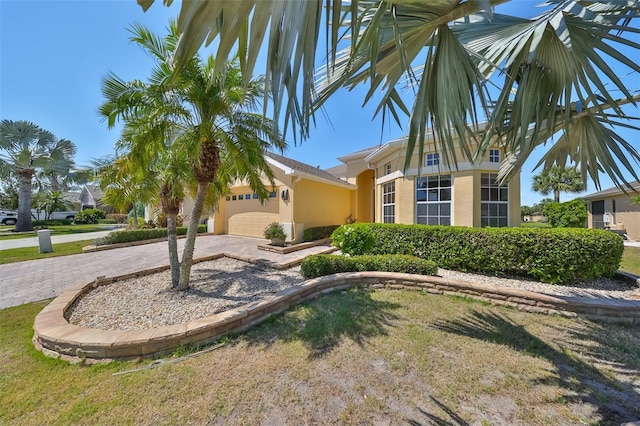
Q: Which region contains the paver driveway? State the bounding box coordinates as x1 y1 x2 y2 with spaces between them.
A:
0 235 334 309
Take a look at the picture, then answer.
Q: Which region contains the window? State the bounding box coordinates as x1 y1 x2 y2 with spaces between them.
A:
384 163 392 175
481 173 508 227
426 153 440 166
245 193 251 200
232 195 237 201
416 174 451 225
489 149 500 163
238 194 244 200
253 193 259 199
225 196 231 201
382 182 395 223
269 191 277 198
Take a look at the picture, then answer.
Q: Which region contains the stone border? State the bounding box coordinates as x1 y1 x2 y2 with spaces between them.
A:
33 267 640 362
257 238 332 254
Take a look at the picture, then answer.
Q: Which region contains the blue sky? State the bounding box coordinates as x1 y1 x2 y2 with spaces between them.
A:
1 0 638 207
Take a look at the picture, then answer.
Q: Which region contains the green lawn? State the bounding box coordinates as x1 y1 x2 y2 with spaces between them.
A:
2 290 639 424
520 221 552 228
0 225 115 241
0 240 95 265
620 246 640 276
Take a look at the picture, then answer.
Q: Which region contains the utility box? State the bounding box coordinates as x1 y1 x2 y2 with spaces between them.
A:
37 230 53 253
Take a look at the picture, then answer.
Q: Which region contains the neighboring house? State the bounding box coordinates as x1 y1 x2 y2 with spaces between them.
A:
204 132 521 242
78 185 108 211
583 181 640 241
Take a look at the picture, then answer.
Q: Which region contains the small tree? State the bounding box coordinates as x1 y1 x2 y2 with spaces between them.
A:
542 200 588 228
532 166 585 203
631 194 640 206
40 191 73 220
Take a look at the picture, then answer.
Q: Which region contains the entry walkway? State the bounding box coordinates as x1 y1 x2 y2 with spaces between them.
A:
0 235 334 309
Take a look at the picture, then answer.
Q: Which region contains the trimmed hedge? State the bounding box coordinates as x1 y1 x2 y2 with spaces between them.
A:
301 254 438 279
32 219 72 227
302 225 340 242
331 223 624 284
96 225 207 245
75 209 106 224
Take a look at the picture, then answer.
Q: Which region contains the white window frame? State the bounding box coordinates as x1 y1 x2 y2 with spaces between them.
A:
481 173 509 227
416 174 452 226
425 153 440 166
385 163 392 175
382 181 395 223
489 149 500 163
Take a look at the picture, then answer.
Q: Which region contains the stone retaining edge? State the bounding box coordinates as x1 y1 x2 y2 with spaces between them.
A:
33 268 640 362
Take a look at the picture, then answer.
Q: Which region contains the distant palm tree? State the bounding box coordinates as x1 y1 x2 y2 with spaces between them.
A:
0 120 57 231
37 138 90 192
532 166 585 203
631 194 640 205
100 23 287 290
141 0 640 189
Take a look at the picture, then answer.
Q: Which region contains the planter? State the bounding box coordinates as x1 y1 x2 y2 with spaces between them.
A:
271 238 285 247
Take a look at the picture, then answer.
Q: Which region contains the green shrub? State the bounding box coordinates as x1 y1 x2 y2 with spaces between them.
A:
303 225 340 242
543 200 588 228
154 212 184 228
75 209 106 224
97 219 118 224
331 223 623 284
96 225 207 245
301 254 438 279
331 224 375 255
105 213 128 224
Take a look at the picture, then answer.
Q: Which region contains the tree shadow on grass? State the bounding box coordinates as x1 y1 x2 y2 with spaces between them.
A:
246 289 401 359
407 397 470 426
430 310 640 425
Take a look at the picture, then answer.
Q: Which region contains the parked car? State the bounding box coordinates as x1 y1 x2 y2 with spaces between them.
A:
31 209 78 221
0 209 18 225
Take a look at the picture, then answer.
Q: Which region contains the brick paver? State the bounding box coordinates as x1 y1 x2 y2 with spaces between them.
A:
0 235 333 309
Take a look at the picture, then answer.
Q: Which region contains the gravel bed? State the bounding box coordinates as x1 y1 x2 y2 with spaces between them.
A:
67 258 639 331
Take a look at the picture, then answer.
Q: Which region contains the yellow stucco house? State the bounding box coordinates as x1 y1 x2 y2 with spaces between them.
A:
206 134 521 242
583 181 640 241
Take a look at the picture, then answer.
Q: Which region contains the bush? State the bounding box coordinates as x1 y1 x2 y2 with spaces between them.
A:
106 213 128 224
301 254 438 279
97 219 118 224
75 209 106 224
154 212 184 228
263 222 286 240
303 225 340 242
331 224 375 256
96 225 207 245
331 223 623 284
543 200 588 228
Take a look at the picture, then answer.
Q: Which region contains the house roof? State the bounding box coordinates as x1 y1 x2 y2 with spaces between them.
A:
82 184 104 202
265 151 356 189
582 180 640 200
325 163 348 179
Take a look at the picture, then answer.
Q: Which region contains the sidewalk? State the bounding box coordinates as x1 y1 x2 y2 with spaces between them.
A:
0 230 113 250
0 234 334 310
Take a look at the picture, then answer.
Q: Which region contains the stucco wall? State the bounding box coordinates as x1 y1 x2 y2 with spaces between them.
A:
452 170 477 227
293 179 353 229
356 170 374 223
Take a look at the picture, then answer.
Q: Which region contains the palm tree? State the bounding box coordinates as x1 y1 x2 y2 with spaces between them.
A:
532 166 586 203
36 138 90 192
100 23 287 290
140 0 640 189
0 120 57 231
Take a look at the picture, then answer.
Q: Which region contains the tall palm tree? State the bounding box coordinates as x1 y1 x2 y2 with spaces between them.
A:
140 0 640 189
0 120 57 231
532 165 585 203
100 23 287 290
36 138 90 192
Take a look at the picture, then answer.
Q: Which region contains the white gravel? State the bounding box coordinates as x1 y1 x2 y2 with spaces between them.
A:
67 257 639 331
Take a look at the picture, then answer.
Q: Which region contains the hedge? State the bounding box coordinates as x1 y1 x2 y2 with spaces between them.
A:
75 209 106 224
331 223 624 284
302 225 340 242
301 254 438 279
32 219 73 227
96 225 207 245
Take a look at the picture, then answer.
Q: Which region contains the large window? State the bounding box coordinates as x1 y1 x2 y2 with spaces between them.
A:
481 173 508 227
382 182 395 223
416 175 451 225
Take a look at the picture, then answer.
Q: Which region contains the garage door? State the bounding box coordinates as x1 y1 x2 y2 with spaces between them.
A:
225 197 279 238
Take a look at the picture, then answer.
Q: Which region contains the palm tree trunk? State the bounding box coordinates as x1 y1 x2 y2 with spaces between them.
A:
167 211 180 288
16 169 34 232
176 181 208 291
554 189 560 203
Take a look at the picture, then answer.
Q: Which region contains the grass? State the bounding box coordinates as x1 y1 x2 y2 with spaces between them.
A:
0 240 95 265
0 224 114 241
2 290 639 425
620 246 640 276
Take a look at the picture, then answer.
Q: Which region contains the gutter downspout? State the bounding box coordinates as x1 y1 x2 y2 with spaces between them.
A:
290 175 303 242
